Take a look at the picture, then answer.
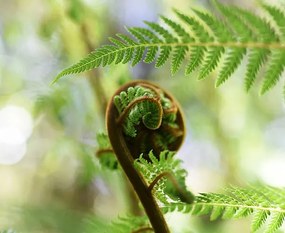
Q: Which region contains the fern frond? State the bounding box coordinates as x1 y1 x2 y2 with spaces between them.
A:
135 150 194 204
53 2 285 97
161 185 285 233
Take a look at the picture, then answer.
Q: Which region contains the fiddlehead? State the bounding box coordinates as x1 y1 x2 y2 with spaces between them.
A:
106 80 185 233
112 81 185 160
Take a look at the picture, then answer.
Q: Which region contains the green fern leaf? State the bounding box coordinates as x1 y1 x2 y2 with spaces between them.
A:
265 213 285 233
161 16 192 43
185 46 205 75
251 210 270 232
245 49 270 91
127 27 149 43
174 11 210 75
174 10 213 42
198 47 224 80
263 4 285 39
144 21 178 43
231 6 278 92
171 46 188 74
144 46 158 63
162 185 285 233
261 51 285 94
215 48 246 86
53 3 285 98
193 10 230 79
210 205 224 221
155 46 172 67
214 2 251 86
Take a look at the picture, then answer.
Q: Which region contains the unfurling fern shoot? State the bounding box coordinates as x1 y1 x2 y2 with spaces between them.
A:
106 80 185 233
112 81 185 159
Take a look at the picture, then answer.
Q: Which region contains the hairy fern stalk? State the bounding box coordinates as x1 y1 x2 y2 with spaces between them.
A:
54 2 285 96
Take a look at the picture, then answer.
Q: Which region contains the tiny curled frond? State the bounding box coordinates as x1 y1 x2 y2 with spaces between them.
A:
161 185 285 233
112 81 185 160
54 2 285 98
134 150 194 204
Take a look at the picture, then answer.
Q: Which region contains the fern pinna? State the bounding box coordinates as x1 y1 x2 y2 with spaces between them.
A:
54 2 285 97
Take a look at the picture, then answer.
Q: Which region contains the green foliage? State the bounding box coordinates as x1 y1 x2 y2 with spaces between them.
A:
85 215 150 233
54 2 285 97
0 230 17 233
110 215 150 233
96 133 117 170
161 185 285 233
135 150 194 204
0 204 85 233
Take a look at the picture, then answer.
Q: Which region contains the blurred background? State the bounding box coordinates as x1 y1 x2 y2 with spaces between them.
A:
0 0 285 232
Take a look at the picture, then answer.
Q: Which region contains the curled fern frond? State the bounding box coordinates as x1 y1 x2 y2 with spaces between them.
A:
161 185 285 233
111 80 185 159
54 2 285 97
135 150 194 204
106 80 186 232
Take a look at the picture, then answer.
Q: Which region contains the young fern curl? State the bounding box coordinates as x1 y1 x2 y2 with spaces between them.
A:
106 80 189 233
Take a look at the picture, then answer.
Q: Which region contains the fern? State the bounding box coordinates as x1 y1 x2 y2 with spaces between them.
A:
161 185 285 233
113 85 163 137
54 2 285 97
135 150 194 204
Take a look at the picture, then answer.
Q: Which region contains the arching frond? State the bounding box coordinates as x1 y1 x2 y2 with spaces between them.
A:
53 2 285 97
161 185 285 233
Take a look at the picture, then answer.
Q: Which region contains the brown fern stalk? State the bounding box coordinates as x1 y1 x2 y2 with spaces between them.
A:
106 80 185 233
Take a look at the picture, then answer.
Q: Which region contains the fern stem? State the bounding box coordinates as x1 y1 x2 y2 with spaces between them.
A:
96 148 114 157
194 202 285 213
106 81 171 233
